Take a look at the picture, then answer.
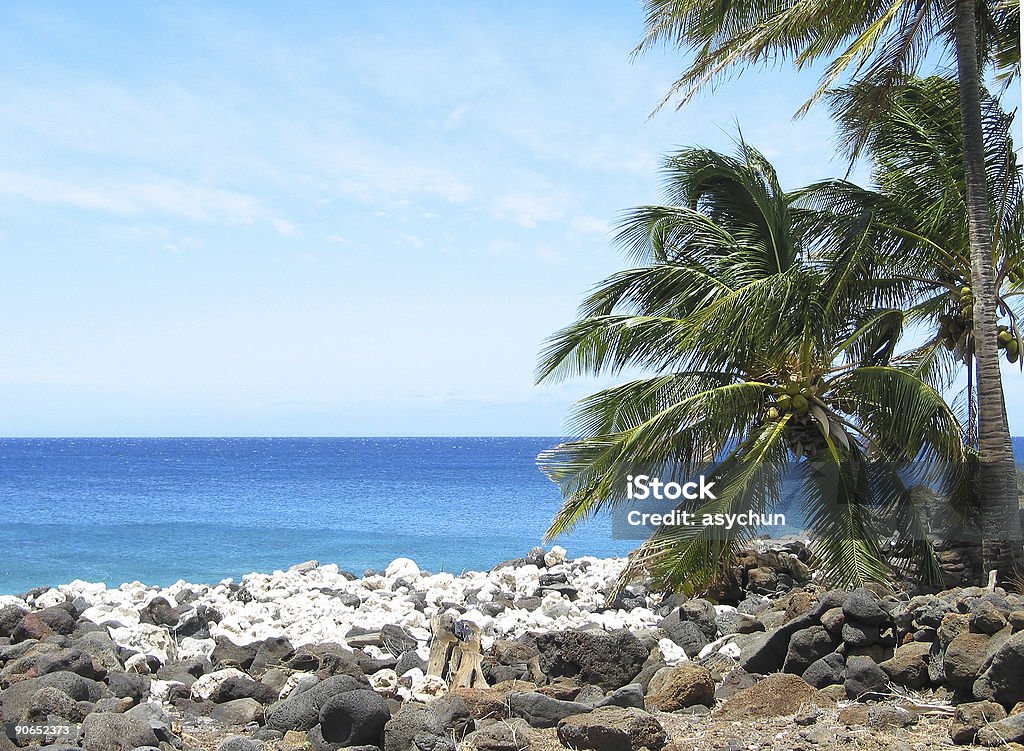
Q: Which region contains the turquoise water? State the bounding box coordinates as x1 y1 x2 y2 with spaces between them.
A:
0 438 637 593
1 437 1021 594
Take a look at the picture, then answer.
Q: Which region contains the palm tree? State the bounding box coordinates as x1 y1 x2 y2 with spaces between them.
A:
804 76 1023 448
536 143 968 593
634 0 1023 579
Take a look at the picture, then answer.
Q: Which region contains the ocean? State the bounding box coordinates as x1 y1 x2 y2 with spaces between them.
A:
2 437 1022 595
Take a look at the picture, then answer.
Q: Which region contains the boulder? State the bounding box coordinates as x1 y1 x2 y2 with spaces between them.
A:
249 636 294 677
318 689 391 746
209 674 279 704
977 714 1024 746
428 693 473 737
678 600 718 640
842 589 890 626
819 607 845 636
944 631 1008 694
714 610 764 636
451 687 508 720
216 739 261 751
950 700 1007 745
656 617 707 658
801 653 845 689
211 636 262 671
843 656 888 701
0 605 28 638
81 712 159 751
25 687 82 722
527 630 648 691
266 674 366 732
0 671 107 720
595 685 646 710
556 706 666 751
737 590 845 674
782 627 835 675
106 671 151 704
716 673 817 719
10 613 56 642
973 631 1024 707
645 664 714 711
34 648 104 680
841 622 882 648
710 668 755 704
140 597 179 628
970 602 1008 635
879 642 931 690
508 692 591 729
464 718 531 751
210 697 265 726
866 705 917 729
383 703 454 751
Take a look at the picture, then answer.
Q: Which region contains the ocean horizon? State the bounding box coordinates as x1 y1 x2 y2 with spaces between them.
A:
2 436 1022 595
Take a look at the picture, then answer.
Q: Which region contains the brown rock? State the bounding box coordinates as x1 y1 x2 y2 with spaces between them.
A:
820 607 846 636
867 705 918 728
716 673 817 720
977 714 1024 746
938 613 971 651
971 602 1009 635
556 706 666 751
746 567 778 592
945 632 1001 692
464 718 531 751
838 704 870 725
282 730 308 751
951 700 1007 745
452 688 509 720
645 664 714 711
491 680 538 693
815 685 846 704
537 678 582 700
10 614 55 643
784 591 818 622
879 642 931 689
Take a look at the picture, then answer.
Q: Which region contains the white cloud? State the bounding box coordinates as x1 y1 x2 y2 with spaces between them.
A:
570 215 611 235
0 170 276 226
272 218 297 236
491 191 566 227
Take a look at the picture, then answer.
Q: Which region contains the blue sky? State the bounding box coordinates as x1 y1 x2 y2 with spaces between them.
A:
0 2 1021 436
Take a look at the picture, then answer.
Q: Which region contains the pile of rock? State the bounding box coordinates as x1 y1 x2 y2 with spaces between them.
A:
1 543 1022 751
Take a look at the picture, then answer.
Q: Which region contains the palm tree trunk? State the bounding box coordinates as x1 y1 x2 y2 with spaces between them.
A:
967 352 977 448
953 0 1023 581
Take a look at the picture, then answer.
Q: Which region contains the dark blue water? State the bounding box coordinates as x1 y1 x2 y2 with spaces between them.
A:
0 438 640 594
2 437 1021 594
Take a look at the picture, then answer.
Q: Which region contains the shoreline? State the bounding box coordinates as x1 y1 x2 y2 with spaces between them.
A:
0 532 815 602
3 542 1022 751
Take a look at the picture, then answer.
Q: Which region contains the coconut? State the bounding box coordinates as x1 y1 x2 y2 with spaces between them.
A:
791 395 809 413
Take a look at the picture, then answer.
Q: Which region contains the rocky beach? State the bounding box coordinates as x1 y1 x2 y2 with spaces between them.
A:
2 543 1024 751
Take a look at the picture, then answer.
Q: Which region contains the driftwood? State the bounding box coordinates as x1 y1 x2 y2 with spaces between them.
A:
426 613 488 689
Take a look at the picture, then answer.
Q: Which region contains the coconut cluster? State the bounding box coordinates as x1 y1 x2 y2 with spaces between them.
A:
997 325 1021 363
